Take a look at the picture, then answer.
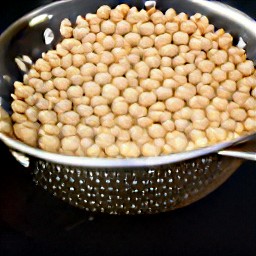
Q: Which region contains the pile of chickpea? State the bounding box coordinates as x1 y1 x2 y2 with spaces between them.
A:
10 4 256 158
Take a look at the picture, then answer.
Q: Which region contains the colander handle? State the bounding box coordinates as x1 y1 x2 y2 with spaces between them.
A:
218 140 256 161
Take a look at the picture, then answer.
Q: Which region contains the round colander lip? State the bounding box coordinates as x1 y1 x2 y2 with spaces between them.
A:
0 0 256 168
0 132 255 168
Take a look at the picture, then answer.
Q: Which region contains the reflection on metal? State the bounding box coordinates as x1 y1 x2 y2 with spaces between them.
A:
14 55 33 73
44 28 54 45
10 150 30 167
145 1 156 10
3 75 11 83
237 37 247 49
29 14 53 27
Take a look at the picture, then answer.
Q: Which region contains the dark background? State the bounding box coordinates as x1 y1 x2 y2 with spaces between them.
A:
0 1 256 255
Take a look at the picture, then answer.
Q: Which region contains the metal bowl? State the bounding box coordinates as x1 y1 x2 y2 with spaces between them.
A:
0 0 255 214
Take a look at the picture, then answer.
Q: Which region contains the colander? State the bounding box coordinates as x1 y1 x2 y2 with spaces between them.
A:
0 0 255 214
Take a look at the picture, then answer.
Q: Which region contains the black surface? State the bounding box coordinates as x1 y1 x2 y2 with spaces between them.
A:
0 1 256 255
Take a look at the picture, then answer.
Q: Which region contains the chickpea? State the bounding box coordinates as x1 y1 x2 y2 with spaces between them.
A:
165 97 185 112
180 20 197 34
112 101 129 115
123 88 139 103
138 22 154 36
188 95 210 109
119 142 140 158
197 60 215 73
221 119 236 131
148 124 166 139
212 68 227 82
244 117 256 131
189 129 208 148
13 123 38 147
138 92 157 107
105 144 119 157
109 63 127 77
59 111 80 126
165 22 179 34
237 60 254 76
134 61 150 79
159 44 179 57
154 33 172 49
229 70 243 81
166 131 188 152
97 5 111 19
140 79 160 90
173 31 189 45
129 103 147 118
230 108 247 122
175 83 196 101
211 97 228 112
141 142 160 157
188 69 202 85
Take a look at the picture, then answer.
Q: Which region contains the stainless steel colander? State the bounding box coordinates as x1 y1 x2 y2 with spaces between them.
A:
0 0 255 214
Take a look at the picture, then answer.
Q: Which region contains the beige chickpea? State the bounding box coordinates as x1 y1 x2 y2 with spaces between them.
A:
36 98 51 110
228 70 243 81
119 142 140 158
14 83 35 99
129 103 147 118
38 110 57 124
188 69 202 85
123 88 139 103
180 20 197 34
138 92 157 107
66 85 83 99
211 97 228 111
243 97 256 111
97 5 111 19
138 22 154 36
197 85 215 99
148 124 166 139
84 115 100 127
109 63 127 77
244 117 256 131
165 97 185 112
94 133 115 149
165 22 179 34
130 125 144 141
212 68 227 82
61 135 80 152
188 96 209 109
82 33 96 44
175 83 197 101
111 77 128 91
141 142 161 157
94 105 110 116
34 58 51 72
154 33 172 49
25 107 38 122
197 60 215 73
13 122 38 147
83 81 101 97
72 54 86 67
100 51 114 66
115 115 133 130
166 131 188 152
80 63 97 77
150 69 164 82
59 111 80 126
137 117 153 128
124 33 141 47
115 20 131 35
134 61 150 79
11 100 28 114
237 60 254 76
54 99 72 114
221 62 235 72
138 36 154 48
175 119 191 132
155 87 173 101
221 119 236 131
40 71 52 81
112 101 129 115
90 96 108 108
218 33 233 50
145 55 161 69
232 91 250 106
100 113 115 128
12 113 27 123
140 79 160 90
161 57 172 67
101 84 119 102
60 124 77 138
207 49 228 65
173 31 189 45
230 108 247 122
85 144 100 157
39 135 60 153
159 44 179 57
105 144 119 157
189 129 208 148
155 23 166 35
172 55 186 68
